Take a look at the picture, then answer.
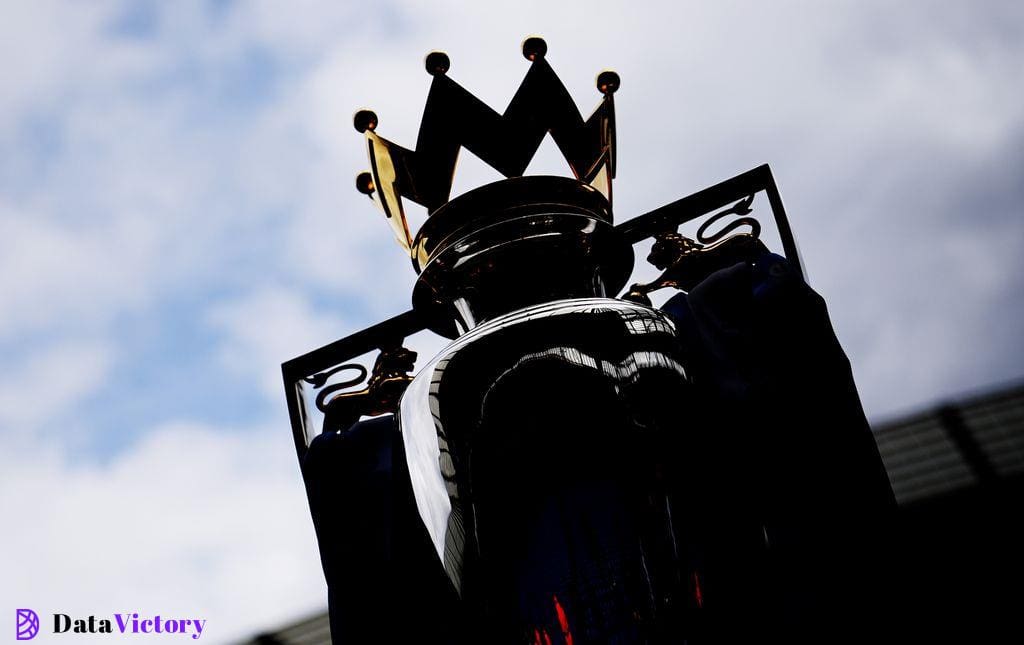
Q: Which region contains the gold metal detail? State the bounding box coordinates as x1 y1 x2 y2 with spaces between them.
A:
624 232 768 304
320 345 418 433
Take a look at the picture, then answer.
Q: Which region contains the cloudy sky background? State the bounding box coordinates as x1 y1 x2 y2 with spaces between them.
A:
2 0 1022 641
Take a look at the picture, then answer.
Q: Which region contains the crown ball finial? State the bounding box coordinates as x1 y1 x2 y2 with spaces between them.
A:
424 51 450 76
596 70 620 95
521 36 547 61
356 171 375 195
353 109 378 134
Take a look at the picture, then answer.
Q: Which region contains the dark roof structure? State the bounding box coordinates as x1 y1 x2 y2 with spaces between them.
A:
243 611 330 645
875 381 1024 504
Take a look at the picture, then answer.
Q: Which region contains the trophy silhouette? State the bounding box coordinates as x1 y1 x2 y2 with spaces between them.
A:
283 37 893 644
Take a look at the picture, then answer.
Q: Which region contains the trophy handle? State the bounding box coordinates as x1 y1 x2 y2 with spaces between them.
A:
315 345 417 434
623 231 769 304
616 163 804 287
282 310 426 462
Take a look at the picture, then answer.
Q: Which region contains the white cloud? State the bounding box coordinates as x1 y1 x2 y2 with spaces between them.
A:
0 421 325 644
0 206 158 339
0 338 114 430
205 286 350 402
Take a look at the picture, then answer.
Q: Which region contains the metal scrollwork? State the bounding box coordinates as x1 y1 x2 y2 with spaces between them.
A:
696 193 759 244
305 364 369 411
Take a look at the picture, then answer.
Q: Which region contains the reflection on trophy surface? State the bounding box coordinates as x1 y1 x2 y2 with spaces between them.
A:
283 37 895 644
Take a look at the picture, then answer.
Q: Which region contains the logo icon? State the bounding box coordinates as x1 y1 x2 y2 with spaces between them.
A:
16 609 39 641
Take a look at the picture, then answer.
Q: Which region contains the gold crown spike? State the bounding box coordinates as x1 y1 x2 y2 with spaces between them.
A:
353 36 618 254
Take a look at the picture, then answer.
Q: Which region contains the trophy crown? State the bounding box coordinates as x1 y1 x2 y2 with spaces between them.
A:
353 36 618 256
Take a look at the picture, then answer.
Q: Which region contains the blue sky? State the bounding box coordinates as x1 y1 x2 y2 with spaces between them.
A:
2 0 1023 641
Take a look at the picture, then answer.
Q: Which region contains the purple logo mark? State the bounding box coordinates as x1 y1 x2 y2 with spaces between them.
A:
16 609 39 640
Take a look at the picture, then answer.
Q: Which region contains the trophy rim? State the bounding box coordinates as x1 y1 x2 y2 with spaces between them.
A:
412 175 614 273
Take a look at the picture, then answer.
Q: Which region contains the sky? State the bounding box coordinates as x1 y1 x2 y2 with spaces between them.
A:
1 0 1022 641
